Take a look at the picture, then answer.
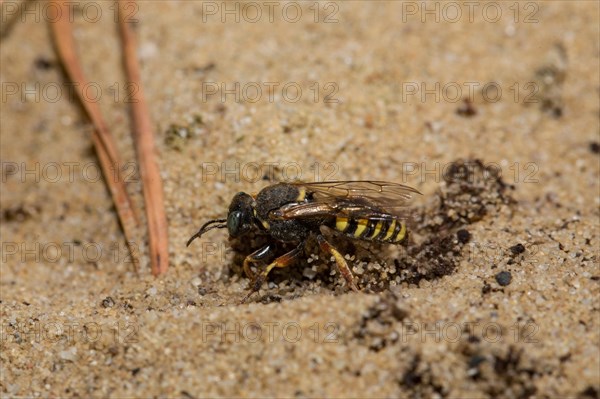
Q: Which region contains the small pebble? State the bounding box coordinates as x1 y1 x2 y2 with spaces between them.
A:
456 229 471 244
101 297 115 308
495 271 512 286
456 99 477 117
509 243 525 255
482 282 491 294
59 347 77 361
302 267 317 279
467 354 486 371
34 57 53 70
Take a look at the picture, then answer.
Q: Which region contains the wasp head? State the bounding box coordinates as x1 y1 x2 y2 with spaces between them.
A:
226 192 254 238
186 192 255 247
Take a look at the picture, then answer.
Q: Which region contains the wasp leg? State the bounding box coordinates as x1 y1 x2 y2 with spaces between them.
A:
241 243 303 304
243 244 276 280
317 235 359 292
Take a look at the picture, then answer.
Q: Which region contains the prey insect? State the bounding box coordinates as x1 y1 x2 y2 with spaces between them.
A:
187 181 421 303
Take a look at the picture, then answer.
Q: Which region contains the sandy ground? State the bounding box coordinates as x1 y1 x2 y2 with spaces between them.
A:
1 1 599 397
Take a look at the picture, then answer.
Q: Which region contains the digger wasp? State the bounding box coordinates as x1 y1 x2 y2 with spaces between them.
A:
187 181 421 302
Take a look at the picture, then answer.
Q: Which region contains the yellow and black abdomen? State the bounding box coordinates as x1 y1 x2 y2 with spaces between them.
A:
332 216 407 243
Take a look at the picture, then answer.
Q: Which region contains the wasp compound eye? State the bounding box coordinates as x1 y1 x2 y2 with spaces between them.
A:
227 211 242 236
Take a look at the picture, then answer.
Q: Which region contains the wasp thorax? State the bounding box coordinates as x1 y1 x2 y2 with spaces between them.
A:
227 192 254 237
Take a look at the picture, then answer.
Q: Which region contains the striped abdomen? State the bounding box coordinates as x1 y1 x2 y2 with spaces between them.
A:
333 216 407 243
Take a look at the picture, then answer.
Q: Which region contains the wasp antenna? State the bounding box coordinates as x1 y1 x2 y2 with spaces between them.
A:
186 219 227 247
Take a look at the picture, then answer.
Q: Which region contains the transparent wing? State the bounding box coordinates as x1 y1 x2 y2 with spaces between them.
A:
273 181 421 221
300 180 420 206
